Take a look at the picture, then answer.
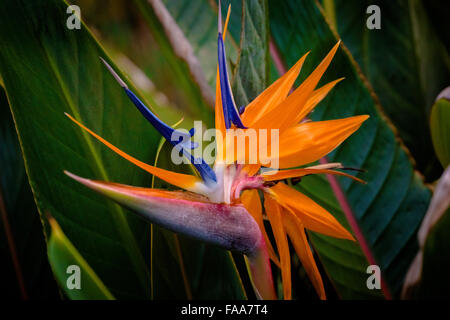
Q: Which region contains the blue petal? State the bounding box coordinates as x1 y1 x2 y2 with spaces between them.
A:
218 33 247 129
125 89 190 142
100 57 217 184
125 89 217 184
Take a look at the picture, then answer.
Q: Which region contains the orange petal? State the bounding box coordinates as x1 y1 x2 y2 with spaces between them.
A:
241 190 280 267
262 115 369 168
268 182 354 240
254 42 341 130
241 52 309 127
297 78 344 122
262 168 365 184
282 210 326 300
65 113 201 191
223 4 231 39
264 195 291 300
242 164 261 177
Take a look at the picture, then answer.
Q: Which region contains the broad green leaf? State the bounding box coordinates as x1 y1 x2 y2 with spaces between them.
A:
71 0 190 119
0 86 59 299
47 217 115 300
327 0 450 181
232 0 270 108
269 0 431 297
402 167 450 298
150 141 247 299
0 0 163 299
133 0 220 124
74 0 216 122
430 95 450 168
418 206 450 298
161 0 239 90
422 2 450 53
104 51 188 127
77 0 240 120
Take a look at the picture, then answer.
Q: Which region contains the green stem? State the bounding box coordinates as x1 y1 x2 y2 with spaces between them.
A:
245 240 277 300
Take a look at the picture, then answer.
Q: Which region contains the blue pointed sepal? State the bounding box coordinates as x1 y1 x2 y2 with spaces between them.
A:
217 34 247 129
100 57 217 184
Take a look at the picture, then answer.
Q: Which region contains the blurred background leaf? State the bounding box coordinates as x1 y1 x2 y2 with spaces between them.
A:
417 204 450 298
133 0 214 123
73 0 213 124
402 167 450 298
323 0 450 181
269 0 431 298
422 1 450 53
0 0 167 299
430 90 450 168
0 85 59 299
159 0 239 90
73 0 244 123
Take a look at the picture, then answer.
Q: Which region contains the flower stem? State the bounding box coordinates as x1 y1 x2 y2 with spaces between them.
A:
245 241 277 300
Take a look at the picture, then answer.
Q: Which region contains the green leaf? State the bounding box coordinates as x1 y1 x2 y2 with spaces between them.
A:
160 0 239 89
269 0 431 297
402 167 450 298
0 86 59 299
0 0 163 299
418 206 450 298
150 141 247 299
326 0 450 181
133 0 226 124
83 0 241 120
422 2 450 53
430 94 450 168
232 0 270 108
47 217 115 299
70 0 191 121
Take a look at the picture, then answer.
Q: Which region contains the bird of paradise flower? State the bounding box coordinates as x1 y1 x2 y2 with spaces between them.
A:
64 5 368 300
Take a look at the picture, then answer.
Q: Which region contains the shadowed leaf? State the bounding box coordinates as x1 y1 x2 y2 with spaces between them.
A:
0 86 59 299
270 0 431 298
0 0 161 299
327 0 450 180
